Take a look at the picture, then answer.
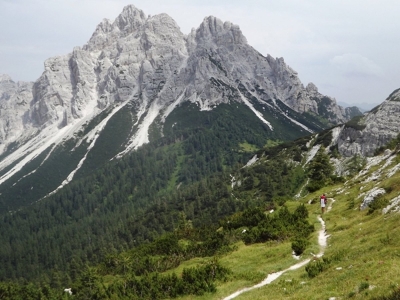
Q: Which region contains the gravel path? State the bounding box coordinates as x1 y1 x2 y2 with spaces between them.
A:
223 200 333 300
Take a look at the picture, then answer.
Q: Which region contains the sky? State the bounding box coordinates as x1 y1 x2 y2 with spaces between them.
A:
1 0 399 110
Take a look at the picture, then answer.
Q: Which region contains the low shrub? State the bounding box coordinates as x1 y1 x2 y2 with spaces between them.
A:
291 238 309 256
305 256 331 278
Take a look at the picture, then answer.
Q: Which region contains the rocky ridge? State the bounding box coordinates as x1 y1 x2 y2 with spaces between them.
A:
0 4 365 192
336 89 400 156
1 5 358 152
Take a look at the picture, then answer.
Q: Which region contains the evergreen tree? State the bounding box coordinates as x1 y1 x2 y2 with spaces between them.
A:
306 147 334 192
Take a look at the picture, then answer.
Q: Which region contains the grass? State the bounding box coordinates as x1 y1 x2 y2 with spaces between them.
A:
164 152 400 300
239 142 259 152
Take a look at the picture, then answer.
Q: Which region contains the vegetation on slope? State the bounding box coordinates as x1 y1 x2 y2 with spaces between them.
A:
1 115 400 300
0 103 316 283
0 203 313 299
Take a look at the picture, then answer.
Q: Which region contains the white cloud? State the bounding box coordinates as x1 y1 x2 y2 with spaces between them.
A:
330 53 383 77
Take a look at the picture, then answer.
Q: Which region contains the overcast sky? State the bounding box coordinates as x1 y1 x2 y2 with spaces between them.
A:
1 0 399 109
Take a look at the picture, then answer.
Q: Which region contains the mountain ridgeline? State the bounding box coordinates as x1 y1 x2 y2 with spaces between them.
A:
0 5 362 213
2 4 400 300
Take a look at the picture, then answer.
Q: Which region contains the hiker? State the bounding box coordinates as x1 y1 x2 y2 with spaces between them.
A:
320 193 327 214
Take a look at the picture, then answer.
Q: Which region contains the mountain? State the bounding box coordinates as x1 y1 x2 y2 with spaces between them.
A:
335 89 400 157
0 2 399 294
0 5 362 213
0 103 399 299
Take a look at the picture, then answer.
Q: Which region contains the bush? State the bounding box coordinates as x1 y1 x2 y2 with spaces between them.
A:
368 195 389 214
306 181 324 193
291 238 309 255
305 260 326 278
371 287 400 299
359 281 370 292
305 257 330 278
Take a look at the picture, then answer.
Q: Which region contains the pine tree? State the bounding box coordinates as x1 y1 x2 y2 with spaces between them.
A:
306 147 334 192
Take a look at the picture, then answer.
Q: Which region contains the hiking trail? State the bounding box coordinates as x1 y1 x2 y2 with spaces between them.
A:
222 198 334 300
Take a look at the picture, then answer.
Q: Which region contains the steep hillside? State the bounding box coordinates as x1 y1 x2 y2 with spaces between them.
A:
1 122 399 299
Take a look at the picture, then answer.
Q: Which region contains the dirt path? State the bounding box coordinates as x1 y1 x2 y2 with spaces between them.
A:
223 200 333 300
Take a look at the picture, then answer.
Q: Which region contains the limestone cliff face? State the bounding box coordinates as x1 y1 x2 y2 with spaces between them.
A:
0 75 33 153
337 89 400 157
1 4 359 157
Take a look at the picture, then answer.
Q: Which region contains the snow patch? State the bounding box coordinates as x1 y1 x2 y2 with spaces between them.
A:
115 100 162 157
304 144 321 165
161 91 186 121
306 135 317 149
238 91 273 130
243 155 258 168
282 111 314 133
45 100 131 197
327 125 344 148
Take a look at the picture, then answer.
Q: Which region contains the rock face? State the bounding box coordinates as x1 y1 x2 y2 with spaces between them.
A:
0 75 34 154
337 89 400 156
0 4 362 182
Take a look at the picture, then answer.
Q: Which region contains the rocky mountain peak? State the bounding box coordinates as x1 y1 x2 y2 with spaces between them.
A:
306 82 318 93
0 74 14 83
193 16 247 47
114 5 147 34
84 5 147 51
143 13 185 50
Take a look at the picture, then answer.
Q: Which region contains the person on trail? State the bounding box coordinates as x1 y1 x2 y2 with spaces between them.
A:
320 193 327 214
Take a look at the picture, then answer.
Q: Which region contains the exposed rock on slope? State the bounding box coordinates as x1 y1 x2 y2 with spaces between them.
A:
0 75 34 154
337 89 400 156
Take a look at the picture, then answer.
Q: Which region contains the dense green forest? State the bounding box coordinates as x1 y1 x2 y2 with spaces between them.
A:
0 102 317 284
0 204 315 299
1 115 400 299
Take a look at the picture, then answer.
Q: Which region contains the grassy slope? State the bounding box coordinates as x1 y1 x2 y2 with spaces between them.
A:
165 152 400 300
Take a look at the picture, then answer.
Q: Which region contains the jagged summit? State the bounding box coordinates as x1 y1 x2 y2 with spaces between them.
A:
113 4 147 33
0 74 13 82
194 16 247 45
84 5 147 51
0 4 365 208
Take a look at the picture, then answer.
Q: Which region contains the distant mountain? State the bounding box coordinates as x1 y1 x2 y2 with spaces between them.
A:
0 5 361 212
338 100 380 113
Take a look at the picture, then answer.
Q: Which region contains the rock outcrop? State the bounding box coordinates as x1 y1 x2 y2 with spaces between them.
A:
337 89 400 156
0 75 33 154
